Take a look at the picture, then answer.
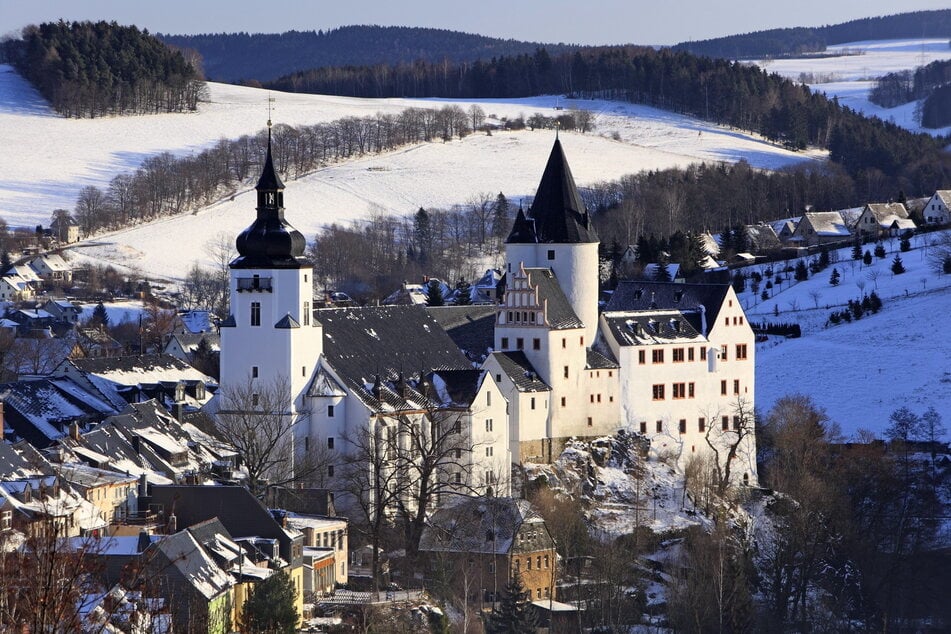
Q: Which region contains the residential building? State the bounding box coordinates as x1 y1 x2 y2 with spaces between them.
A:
790 211 852 246
419 496 557 604
853 202 915 238
921 190 951 225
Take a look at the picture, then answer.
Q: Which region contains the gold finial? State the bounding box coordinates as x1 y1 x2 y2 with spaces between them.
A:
555 118 560 139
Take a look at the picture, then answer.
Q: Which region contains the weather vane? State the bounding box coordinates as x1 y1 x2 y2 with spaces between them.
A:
267 94 276 128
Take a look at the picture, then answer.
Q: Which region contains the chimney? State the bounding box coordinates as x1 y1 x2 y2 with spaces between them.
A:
131 435 141 455
173 403 184 422
138 473 148 498
167 513 177 534
69 421 80 442
137 529 151 552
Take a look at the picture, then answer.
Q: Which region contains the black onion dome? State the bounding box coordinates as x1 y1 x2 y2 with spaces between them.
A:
231 131 306 269
518 138 598 244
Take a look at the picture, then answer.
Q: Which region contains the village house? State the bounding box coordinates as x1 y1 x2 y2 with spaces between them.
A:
419 496 557 604
853 202 916 239
789 211 852 246
50 215 81 244
921 190 951 225
28 253 73 287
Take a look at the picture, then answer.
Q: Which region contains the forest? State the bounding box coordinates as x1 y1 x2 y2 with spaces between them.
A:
158 25 579 83
869 58 951 128
673 9 951 58
3 20 204 118
265 44 951 192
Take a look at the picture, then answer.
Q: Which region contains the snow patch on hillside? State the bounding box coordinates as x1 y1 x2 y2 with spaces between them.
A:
743 231 951 440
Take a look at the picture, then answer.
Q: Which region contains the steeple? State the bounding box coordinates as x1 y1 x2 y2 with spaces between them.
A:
508 138 598 244
232 127 306 269
505 207 537 243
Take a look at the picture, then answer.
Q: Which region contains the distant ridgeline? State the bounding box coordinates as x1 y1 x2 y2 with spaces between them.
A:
869 59 951 128
264 45 951 189
158 25 581 83
3 20 204 118
672 9 951 59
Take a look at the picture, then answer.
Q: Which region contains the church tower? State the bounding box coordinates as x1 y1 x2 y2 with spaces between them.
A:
504 138 600 345
219 127 322 415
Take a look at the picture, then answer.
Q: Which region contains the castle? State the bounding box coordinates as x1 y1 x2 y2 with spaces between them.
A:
216 131 758 499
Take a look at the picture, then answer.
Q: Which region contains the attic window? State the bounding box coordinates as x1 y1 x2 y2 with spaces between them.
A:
633 289 643 300
486 530 495 542
674 291 684 302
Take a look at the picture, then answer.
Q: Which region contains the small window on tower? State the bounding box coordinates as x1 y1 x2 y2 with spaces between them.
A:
252 366 259 378
250 302 261 327
328 405 335 417
547 249 555 260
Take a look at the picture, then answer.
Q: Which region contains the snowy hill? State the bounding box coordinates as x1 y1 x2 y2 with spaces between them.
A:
0 63 819 280
742 232 951 440
757 39 951 136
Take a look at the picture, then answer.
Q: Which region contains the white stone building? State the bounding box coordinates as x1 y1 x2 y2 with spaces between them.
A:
921 190 951 225
216 133 757 494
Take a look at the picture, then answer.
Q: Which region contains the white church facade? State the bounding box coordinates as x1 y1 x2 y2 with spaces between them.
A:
214 132 757 498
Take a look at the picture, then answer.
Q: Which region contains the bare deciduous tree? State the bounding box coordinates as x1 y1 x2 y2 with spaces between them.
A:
209 376 332 498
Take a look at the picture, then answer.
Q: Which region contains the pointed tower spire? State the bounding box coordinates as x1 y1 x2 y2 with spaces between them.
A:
515 139 597 244
232 124 305 269
505 207 538 244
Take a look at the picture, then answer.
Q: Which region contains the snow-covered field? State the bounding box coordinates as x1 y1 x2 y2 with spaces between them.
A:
743 232 951 441
0 63 821 279
756 38 951 136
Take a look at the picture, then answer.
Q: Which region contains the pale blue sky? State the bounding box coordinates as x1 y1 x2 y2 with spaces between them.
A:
2 0 948 45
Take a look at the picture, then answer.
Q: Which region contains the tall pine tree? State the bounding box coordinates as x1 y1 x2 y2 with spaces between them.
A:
485 571 538 634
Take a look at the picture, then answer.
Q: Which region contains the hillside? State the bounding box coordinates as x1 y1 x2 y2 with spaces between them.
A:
0 63 819 268
158 26 580 83
743 232 951 440
674 9 951 59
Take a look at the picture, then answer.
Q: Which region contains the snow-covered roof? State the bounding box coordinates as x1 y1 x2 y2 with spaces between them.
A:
148 531 233 599
30 253 70 271
177 310 215 334
601 309 703 346
864 202 909 226
419 496 552 555
801 211 851 237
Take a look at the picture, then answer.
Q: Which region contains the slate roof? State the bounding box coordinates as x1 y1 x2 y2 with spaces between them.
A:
146 531 233 600
0 379 117 446
586 348 618 369
601 310 703 346
419 496 552 555
317 305 473 411
490 352 550 393
606 281 730 336
427 305 497 362
508 139 597 244
524 268 584 330
166 332 220 354
0 441 46 480
429 369 485 407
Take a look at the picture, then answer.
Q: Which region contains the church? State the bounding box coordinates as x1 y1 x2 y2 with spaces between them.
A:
215 128 758 501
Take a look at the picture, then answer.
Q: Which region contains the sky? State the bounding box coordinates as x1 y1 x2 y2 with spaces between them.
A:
2 0 949 46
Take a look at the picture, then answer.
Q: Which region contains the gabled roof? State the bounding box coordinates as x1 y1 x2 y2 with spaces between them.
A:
508 139 597 244
745 224 782 251
146 531 232 600
601 310 703 346
428 369 485 408
863 202 909 225
306 366 347 397
524 268 583 329
934 190 951 205
167 332 220 354
427 305 497 362
489 351 550 393
0 379 117 445
800 211 851 237
586 348 618 369
0 441 47 480
318 305 473 411
606 281 731 335
419 496 552 555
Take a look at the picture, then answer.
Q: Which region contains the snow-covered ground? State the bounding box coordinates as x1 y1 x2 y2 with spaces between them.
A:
0 63 821 280
742 232 951 441
755 38 951 136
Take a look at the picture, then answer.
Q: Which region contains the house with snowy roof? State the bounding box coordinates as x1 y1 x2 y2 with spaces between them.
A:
789 211 852 246
28 253 72 286
921 190 951 225
853 202 915 238
173 309 217 335
0 441 107 539
0 377 117 447
0 274 35 302
419 496 556 604
43 298 83 325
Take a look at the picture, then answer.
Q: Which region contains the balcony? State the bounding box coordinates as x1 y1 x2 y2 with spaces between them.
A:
237 276 272 292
